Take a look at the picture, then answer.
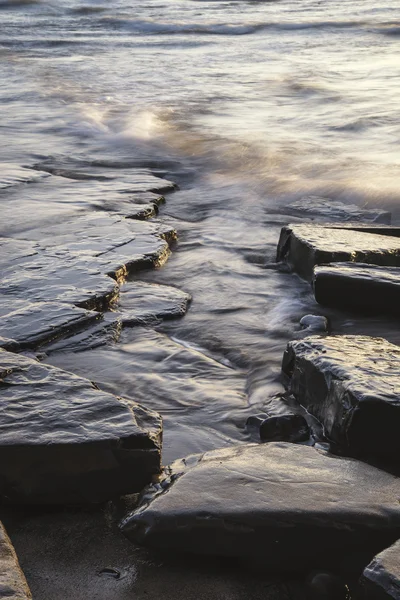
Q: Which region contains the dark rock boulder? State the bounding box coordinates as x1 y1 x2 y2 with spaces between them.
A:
282 335 400 461
277 224 400 280
359 539 400 599
0 349 162 504
246 395 310 443
285 196 391 224
0 521 31 599
300 314 329 333
118 281 191 325
313 262 400 316
259 413 310 443
121 442 400 573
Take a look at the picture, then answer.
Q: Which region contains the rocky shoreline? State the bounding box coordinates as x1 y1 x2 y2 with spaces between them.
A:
0 164 399 599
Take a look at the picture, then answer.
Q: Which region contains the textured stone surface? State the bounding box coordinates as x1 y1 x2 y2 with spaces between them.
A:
277 224 400 280
118 281 191 325
282 335 400 461
0 349 162 504
285 196 391 224
359 539 400 599
0 297 100 348
314 262 400 316
0 521 31 599
121 442 400 572
0 215 176 318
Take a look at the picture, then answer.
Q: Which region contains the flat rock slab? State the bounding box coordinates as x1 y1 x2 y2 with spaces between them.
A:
0 521 31 599
277 224 400 280
1 214 175 313
118 281 191 324
121 442 400 572
314 262 400 316
282 335 400 461
360 539 400 599
0 297 100 348
285 196 391 224
0 349 162 504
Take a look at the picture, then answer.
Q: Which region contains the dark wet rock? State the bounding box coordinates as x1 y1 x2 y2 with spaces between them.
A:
277 224 400 281
0 214 176 316
0 521 31 599
121 442 400 572
282 335 400 461
260 414 310 443
245 414 269 433
247 394 311 443
359 539 400 599
307 572 350 599
0 253 119 310
118 281 191 325
0 297 100 349
314 263 400 316
43 313 122 354
300 314 328 333
285 196 391 224
0 349 162 503
0 337 19 352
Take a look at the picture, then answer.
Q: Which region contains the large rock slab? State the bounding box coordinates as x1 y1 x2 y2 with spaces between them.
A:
314 262 400 316
282 335 400 461
0 297 100 348
359 539 400 599
118 281 191 325
0 521 31 599
0 215 176 311
121 442 400 572
285 196 391 224
0 349 162 504
277 224 400 280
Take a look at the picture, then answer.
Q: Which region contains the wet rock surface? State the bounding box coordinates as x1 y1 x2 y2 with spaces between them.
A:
117 281 191 324
0 297 100 348
45 327 248 464
0 213 176 348
0 521 31 600
121 442 400 572
282 335 400 462
277 224 400 280
314 262 400 316
0 349 162 504
285 195 391 224
259 413 310 443
359 539 400 599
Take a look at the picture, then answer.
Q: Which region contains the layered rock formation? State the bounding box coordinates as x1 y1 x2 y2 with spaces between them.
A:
121 442 400 572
